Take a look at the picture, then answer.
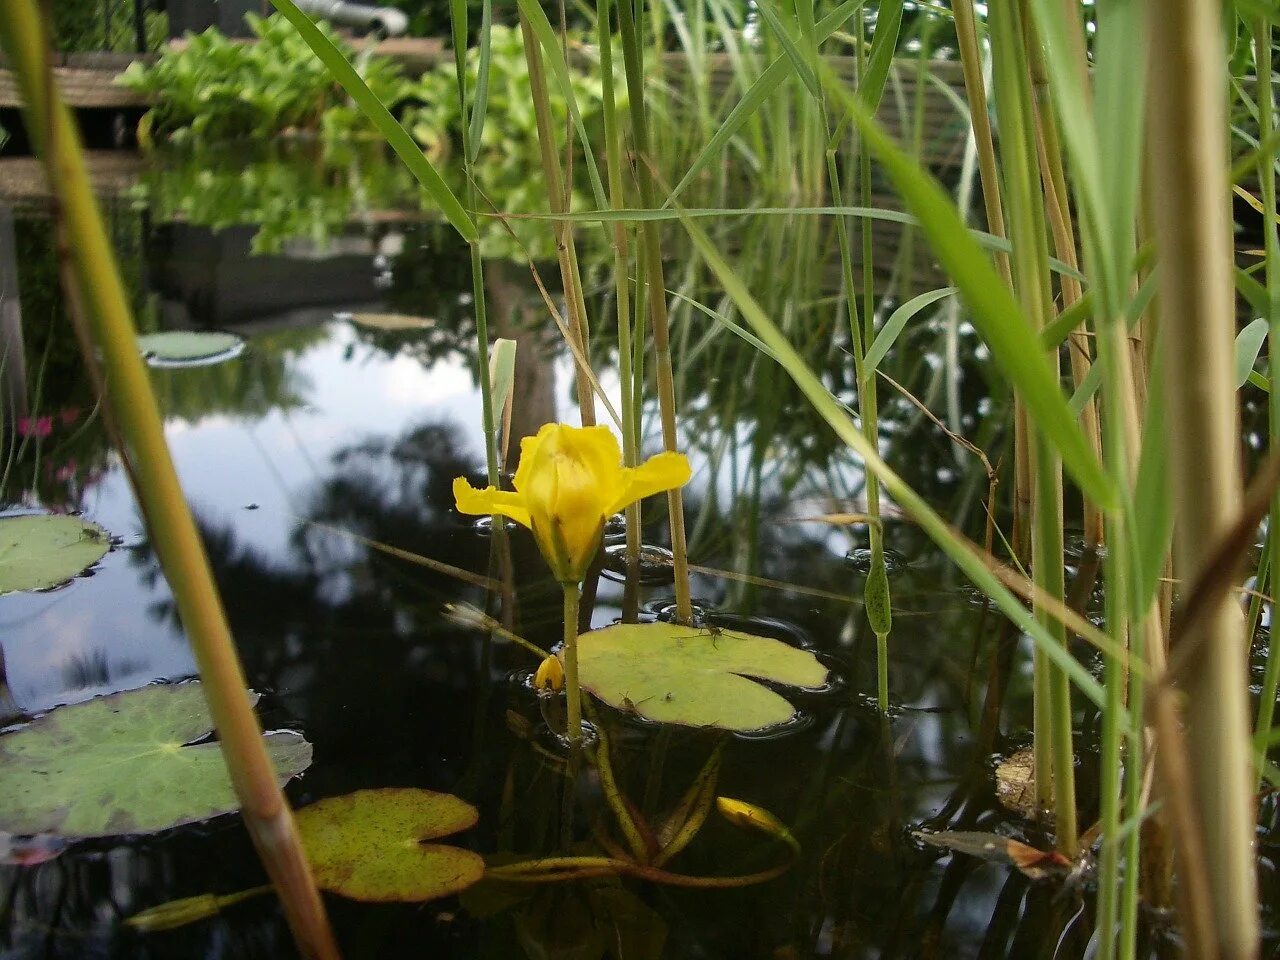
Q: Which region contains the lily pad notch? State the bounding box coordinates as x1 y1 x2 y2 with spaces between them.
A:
576 622 831 732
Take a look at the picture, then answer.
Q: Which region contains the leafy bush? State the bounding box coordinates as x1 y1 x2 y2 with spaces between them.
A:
117 14 410 143
403 24 621 259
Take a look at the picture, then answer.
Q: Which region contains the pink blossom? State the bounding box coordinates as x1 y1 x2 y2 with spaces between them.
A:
17 416 53 438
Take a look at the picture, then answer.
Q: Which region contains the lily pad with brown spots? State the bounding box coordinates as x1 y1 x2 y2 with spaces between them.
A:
296 788 484 902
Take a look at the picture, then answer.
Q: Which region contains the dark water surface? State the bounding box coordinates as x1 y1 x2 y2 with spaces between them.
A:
0 151 1275 960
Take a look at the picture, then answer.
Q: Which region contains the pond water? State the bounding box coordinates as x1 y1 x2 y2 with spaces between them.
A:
0 148 1275 959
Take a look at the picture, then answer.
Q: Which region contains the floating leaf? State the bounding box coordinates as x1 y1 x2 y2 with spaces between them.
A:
296 788 484 902
576 623 829 732
137 331 244 366
0 683 311 838
347 312 435 331
0 514 110 595
912 830 1070 881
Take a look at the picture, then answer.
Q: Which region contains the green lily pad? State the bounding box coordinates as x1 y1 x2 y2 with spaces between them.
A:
137 331 244 366
0 682 311 838
576 623 830 732
296 788 484 902
0 514 111 595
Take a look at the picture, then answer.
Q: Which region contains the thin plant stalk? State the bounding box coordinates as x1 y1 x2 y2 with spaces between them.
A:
0 5 340 956
617 0 693 622
1146 0 1260 954
1024 27 1103 549
854 4 895 713
950 0 1010 284
1255 15 1280 794
449 0 500 485
990 0 1076 853
562 583 583 742
596 0 642 620
518 12 597 428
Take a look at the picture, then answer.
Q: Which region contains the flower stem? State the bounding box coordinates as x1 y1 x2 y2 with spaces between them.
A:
562 582 583 742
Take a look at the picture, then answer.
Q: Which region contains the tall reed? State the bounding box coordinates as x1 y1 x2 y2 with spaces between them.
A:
1146 0 1259 955
0 3 339 956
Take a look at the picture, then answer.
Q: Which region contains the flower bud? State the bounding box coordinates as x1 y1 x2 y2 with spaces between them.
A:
533 655 565 693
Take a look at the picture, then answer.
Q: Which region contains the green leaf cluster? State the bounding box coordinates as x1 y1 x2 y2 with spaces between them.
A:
117 14 410 143
403 25 621 260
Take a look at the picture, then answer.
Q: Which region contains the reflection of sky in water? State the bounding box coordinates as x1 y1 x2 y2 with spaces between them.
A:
3 321 542 713
2 315 873 715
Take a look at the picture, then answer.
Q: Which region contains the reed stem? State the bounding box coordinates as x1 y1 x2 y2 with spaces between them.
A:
0 4 339 955
1146 0 1259 953
596 0 642 619
616 0 693 622
518 12 597 428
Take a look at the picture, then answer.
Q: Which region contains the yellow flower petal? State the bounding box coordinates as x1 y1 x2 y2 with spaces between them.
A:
608 452 692 515
452 477 532 529
511 423 554 496
556 425 625 493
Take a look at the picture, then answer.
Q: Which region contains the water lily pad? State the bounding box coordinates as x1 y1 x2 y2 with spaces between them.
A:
137 331 244 367
346 312 434 331
0 514 110 595
296 788 484 902
576 623 829 732
0 682 311 838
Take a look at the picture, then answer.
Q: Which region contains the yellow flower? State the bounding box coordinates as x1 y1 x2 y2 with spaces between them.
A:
453 423 691 584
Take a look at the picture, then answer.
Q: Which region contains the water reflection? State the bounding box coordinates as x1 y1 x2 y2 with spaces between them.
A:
0 148 1243 960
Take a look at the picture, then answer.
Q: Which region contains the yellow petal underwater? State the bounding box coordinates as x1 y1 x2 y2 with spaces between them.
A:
452 477 532 529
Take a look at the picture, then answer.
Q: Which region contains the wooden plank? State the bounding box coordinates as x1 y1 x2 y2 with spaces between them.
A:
0 152 143 210
0 66 147 108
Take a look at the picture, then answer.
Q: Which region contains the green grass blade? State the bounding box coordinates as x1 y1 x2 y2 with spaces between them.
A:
865 286 955 372
1132 361 1172 613
514 0 609 211
860 0 904 108
512 206 1085 280
1040 291 1095 351
819 62 1117 507
754 0 821 99
467 0 494 160
268 0 476 243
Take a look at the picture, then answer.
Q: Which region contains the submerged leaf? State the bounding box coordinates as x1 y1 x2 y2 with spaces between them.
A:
0 514 110 595
912 829 1070 881
296 788 484 902
576 623 829 732
994 748 1038 820
137 331 244 366
0 682 310 838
